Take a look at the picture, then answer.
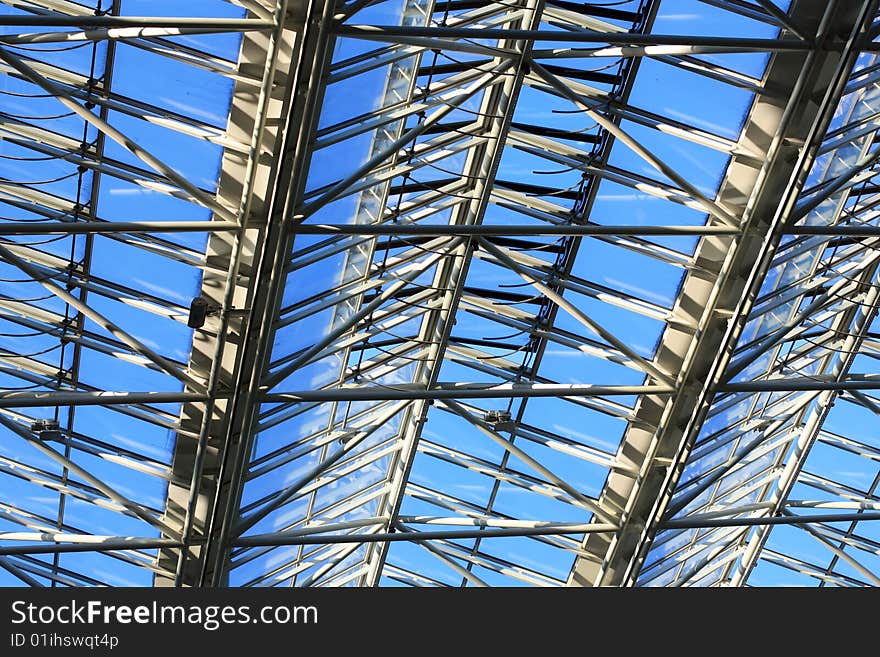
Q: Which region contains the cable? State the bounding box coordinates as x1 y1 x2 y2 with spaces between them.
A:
582 1 638 6
0 327 49 338
0 88 55 98
533 166 582 175
0 109 76 121
497 278 554 289
0 266 67 283
482 328 529 341
420 94 506 121
355 335 435 365
0 379 43 390
0 291 55 303
1 234 73 246
0 342 62 358
473 343 529 360
387 173 480 202
7 42 91 53
0 171 79 186
0 148 74 162
523 179 584 199
410 157 489 183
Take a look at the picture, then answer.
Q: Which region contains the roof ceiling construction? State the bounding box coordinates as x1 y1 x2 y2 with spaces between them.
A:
0 0 879 587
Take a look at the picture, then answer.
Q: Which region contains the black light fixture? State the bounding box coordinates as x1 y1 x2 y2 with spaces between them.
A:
188 296 221 329
30 419 62 442
484 409 514 432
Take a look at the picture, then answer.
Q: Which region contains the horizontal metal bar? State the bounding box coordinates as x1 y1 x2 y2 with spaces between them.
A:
0 531 165 544
786 224 880 235
719 375 880 393
662 511 880 529
291 223 740 236
0 25 267 44
0 414 175 537
0 241 202 390
0 221 239 234
478 236 677 385
262 383 675 402
234 523 620 547
0 539 180 556
0 16 273 28
336 25 811 49
396 516 595 529
531 44 799 58
0 391 211 408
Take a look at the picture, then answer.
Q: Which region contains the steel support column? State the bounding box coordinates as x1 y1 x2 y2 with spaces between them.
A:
154 0 309 586
570 0 878 587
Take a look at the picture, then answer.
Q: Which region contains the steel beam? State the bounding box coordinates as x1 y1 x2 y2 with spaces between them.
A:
0 15 273 28
0 221 239 234
335 25 810 50
154 0 307 585
662 511 880 529
182 0 345 587
571 0 879 587
233 523 619 547
289 223 742 236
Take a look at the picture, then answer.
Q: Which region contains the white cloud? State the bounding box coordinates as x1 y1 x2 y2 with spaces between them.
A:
603 276 673 306
657 13 700 21
107 187 157 196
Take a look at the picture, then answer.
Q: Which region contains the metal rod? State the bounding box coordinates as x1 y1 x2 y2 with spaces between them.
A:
264 382 675 402
0 391 211 408
289 223 741 236
233 523 620 546
0 45 235 222
790 513 880 586
0 383 673 407
478 237 675 385
0 221 239 234
787 499 880 510
0 242 203 390
0 26 270 45
0 532 170 543
441 398 617 524
335 25 811 50
262 240 460 388
846 389 880 414
662 510 880 529
236 518 387 546
531 44 804 58
528 61 740 227
0 557 44 586
416 540 489 587
0 16 274 28
0 414 177 538
0 539 180 557
398 516 605 529
719 375 880 393
786 224 880 235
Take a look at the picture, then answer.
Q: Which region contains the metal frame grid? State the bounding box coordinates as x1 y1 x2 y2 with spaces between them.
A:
1 0 879 587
